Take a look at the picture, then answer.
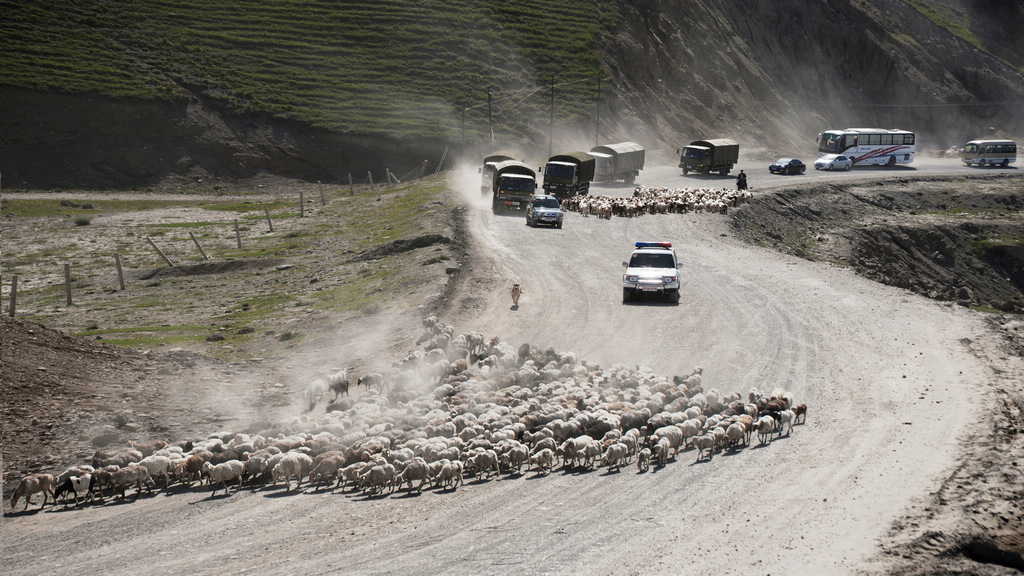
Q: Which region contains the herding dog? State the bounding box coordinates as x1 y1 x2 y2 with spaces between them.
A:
511 283 522 307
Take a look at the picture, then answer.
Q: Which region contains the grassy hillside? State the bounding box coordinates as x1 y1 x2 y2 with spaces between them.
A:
1 0 618 141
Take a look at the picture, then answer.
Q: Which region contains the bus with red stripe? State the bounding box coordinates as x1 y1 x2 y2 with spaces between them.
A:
816 128 915 167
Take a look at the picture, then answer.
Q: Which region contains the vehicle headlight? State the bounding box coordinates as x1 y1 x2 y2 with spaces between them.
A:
624 275 638 282
662 276 677 283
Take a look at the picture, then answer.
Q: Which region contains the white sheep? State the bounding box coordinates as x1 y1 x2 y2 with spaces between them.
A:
271 452 313 490
756 415 776 444
395 458 430 492
139 454 173 488
302 378 328 412
601 442 628 471
530 448 555 474
360 463 396 494
203 460 244 495
653 436 671 466
636 447 651 472
651 425 683 456
693 433 715 461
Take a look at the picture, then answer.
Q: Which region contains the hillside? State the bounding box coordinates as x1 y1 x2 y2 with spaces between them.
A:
1 0 1023 187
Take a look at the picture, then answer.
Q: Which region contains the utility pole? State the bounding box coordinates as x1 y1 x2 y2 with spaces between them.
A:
549 73 556 158
487 87 493 149
595 77 601 146
461 104 466 159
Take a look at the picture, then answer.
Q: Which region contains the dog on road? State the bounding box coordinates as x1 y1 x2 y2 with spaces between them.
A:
511 283 522 307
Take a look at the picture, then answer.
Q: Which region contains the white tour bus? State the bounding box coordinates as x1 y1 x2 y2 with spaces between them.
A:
816 128 916 166
960 140 1016 168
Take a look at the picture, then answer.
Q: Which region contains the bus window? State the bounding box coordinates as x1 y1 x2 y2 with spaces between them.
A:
881 135 892 145
869 135 881 145
965 144 978 153
906 135 915 145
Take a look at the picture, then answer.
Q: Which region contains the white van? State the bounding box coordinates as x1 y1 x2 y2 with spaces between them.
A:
961 140 1017 167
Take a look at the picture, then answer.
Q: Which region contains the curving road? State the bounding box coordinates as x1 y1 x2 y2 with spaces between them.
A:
4 157 1004 576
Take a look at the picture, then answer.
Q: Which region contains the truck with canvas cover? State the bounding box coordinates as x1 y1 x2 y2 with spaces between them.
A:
542 151 596 198
679 139 739 175
480 152 522 194
590 142 645 184
490 160 537 214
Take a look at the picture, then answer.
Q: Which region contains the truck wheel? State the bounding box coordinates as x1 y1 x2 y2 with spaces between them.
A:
622 288 632 303
1002 159 1009 167
887 156 896 167
626 174 635 184
721 167 730 176
682 167 689 175
556 221 562 229
670 291 680 304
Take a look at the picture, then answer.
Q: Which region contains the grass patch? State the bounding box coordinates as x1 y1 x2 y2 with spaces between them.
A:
0 1 619 142
5 173 453 359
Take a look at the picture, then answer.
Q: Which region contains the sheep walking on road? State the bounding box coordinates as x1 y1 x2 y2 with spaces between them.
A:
11 474 55 511
203 460 244 495
636 448 651 473
303 378 328 412
326 369 350 400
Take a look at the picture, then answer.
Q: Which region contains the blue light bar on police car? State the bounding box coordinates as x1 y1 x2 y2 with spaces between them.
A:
635 242 672 248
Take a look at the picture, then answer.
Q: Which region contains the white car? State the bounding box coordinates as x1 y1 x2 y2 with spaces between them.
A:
622 242 680 303
814 154 853 171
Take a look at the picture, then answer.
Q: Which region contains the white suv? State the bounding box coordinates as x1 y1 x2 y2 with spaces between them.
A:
622 242 680 303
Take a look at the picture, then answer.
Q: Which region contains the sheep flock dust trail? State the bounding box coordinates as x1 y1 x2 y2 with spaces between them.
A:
4 164 1021 576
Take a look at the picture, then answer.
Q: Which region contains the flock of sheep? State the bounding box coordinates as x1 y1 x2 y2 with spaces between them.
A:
560 185 754 219
8 316 805 511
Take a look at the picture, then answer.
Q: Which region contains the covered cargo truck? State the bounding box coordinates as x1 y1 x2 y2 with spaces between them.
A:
590 142 645 184
490 160 537 214
679 139 739 175
480 152 522 194
542 151 596 198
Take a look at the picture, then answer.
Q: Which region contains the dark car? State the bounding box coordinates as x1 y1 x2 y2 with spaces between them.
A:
769 158 806 175
526 194 565 228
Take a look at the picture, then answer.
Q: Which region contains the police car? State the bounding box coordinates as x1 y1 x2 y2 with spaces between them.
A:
622 242 680 303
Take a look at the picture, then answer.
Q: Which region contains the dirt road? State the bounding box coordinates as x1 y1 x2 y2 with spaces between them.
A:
7 163 1016 575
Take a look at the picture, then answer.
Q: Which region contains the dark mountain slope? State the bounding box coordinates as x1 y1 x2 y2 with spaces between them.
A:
1 0 1022 188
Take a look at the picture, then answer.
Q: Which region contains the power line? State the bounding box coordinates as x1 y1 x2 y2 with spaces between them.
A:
761 98 1024 108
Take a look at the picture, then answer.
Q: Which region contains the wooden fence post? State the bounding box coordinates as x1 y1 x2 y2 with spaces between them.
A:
348 173 354 196
188 231 210 260
263 204 274 232
234 219 242 248
9 275 16 317
300 189 305 218
64 263 73 306
115 253 126 290
146 237 175 267
318 180 326 205
368 171 374 192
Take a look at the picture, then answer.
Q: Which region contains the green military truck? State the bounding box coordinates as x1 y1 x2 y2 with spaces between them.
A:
679 139 739 175
541 151 596 198
590 142 645 184
479 152 522 194
490 160 537 214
